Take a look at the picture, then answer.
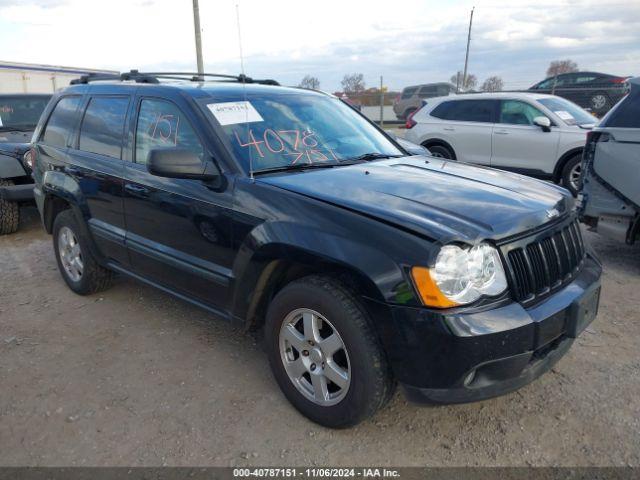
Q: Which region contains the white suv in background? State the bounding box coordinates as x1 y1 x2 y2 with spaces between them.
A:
404 92 598 194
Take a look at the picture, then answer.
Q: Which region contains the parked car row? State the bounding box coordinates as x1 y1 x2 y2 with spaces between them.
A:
12 70 602 429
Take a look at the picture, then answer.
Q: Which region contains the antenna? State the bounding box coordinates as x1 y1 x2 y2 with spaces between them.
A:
235 2 253 180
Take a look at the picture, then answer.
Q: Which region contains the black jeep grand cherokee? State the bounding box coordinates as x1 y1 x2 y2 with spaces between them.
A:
32 72 601 428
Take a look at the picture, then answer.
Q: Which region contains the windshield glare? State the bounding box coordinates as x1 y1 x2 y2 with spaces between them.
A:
203 91 402 172
537 97 597 126
0 96 50 129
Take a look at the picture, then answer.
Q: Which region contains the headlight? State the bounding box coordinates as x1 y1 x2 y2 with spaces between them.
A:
411 242 508 308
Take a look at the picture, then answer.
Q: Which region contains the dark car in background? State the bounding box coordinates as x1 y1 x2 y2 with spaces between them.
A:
529 71 630 116
32 72 600 428
580 77 640 245
0 93 51 234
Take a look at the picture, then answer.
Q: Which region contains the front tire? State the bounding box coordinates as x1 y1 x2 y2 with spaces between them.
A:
265 276 394 428
0 179 20 235
53 210 113 295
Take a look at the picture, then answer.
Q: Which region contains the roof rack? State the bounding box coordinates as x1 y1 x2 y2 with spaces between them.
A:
70 70 279 86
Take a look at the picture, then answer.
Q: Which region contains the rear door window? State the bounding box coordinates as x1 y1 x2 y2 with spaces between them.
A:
401 87 418 99
41 96 82 148
135 98 204 165
418 86 438 98
78 96 130 158
443 100 496 123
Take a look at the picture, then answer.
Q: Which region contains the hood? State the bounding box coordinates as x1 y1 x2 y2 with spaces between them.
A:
0 130 33 157
259 156 571 243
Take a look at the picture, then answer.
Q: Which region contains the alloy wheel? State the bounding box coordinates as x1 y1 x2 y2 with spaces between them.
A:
569 162 582 192
279 308 351 406
58 226 84 282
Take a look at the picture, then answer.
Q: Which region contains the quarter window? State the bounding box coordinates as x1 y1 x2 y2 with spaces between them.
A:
135 99 204 164
79 97 129 158
42 96 82 148
499 100 545 125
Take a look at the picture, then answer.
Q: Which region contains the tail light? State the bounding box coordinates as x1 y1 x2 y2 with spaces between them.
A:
394 94 400 104
405 110 418 129
611 77 627 84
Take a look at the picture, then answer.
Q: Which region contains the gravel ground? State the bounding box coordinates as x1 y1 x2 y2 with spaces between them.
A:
1 208 639 467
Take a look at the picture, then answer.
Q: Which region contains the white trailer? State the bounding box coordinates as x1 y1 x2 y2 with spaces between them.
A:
0 61 117 94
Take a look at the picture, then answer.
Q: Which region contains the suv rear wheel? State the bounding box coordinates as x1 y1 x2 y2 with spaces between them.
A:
53 210 113 295
265 275 394 428
0 179 20 235
426 144 455 160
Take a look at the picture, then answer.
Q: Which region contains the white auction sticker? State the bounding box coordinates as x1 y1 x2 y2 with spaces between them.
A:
207 101 264 126
554 110 574 121
0 115 3 127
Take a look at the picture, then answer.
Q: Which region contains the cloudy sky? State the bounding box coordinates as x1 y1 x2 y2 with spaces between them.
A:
1 0 638 91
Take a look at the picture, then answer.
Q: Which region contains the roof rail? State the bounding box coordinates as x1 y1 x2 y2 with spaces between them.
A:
70 70 279 86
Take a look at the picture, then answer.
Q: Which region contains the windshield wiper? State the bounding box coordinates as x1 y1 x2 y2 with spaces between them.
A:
253 163 340 176
347 153 403 162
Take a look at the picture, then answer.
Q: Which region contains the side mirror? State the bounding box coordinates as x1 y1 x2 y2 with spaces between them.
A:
533 116 551 132
147 148 219 180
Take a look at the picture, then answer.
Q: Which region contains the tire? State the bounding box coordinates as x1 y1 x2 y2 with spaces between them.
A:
561 155 582 196
426 144 454 160
589 92 611 115
0 179 20 235
52 209 113 295
265 275 394 428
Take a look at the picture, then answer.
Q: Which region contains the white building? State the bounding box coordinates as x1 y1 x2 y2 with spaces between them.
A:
0 61 117 94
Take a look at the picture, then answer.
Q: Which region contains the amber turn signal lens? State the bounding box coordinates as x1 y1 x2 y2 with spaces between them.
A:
411 266 460 308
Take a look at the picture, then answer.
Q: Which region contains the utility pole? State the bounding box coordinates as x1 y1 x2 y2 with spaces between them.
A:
462 6 474 91
379 76 384 128
192 0 204 79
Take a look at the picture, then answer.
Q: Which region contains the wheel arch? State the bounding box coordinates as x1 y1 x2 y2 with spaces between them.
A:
232 243 391 333
553 147 583 183
420 138 457 160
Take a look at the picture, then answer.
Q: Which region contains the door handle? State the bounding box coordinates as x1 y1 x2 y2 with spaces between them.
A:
124 184 151 196
443 127 455 131
494 130 509 135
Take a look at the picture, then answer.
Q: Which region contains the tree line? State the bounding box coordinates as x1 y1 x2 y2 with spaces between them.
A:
297 59 580 94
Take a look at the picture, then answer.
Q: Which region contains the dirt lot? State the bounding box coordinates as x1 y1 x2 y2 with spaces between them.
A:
1 208 639 467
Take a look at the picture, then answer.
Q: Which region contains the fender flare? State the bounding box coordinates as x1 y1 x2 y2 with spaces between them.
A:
0 154 28 180
41 170 105 263
229 222 414 329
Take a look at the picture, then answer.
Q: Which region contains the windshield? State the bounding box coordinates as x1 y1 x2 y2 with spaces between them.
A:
537 97 597 126
202 90 403 173
0 95 50 130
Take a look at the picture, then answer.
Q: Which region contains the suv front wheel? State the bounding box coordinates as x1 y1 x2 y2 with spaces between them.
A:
53 210 113 295
265 275 394 428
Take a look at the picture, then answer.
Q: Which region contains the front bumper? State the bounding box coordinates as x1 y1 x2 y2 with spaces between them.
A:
375 254 601 404
0 183 35 201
